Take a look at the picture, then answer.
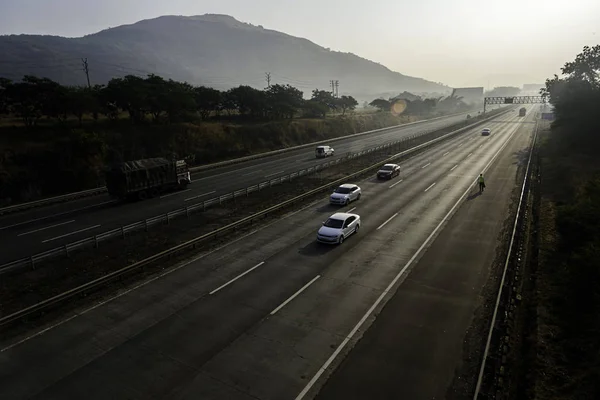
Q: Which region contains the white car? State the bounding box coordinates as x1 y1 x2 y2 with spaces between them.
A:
330 184 361 205
317 212 361 244
481 128 491 136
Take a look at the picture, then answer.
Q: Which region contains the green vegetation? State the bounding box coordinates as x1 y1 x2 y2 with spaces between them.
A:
526 44 600 399
0 73 471 205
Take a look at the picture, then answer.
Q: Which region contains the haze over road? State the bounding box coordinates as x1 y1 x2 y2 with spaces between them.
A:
0 107 536 399
0 110 483 265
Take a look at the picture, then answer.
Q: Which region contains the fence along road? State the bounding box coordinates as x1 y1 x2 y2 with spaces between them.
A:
0 110 483 221
0 110 486 262
0 107 509 275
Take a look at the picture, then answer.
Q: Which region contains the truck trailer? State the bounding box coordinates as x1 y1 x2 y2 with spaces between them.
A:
105 158 191 200
519 107 526 117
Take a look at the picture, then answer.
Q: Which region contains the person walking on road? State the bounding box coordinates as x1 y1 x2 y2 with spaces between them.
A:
478 173 486 193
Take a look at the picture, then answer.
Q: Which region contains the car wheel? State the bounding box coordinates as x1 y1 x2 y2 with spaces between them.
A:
345 199 349 206
357 193 361 200
339 235 344 244
355 224 359 234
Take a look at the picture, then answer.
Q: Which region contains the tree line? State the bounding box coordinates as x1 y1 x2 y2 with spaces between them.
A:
0 74 362 127
368 94 470 116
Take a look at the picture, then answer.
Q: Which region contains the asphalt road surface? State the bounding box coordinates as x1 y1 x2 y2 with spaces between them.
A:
0 110 483 265
0 106 534 400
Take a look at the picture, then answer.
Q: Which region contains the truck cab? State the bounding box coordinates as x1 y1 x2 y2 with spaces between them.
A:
519 107 526 117
175 160 191 188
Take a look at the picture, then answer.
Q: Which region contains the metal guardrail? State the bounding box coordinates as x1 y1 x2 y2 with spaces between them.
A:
0 107 509 326
0 107 508 278
0 110 480 217
473 118 539 399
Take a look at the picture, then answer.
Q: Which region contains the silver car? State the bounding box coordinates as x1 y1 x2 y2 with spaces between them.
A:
481 128 491 136
317 212 361 244
330 184 361 205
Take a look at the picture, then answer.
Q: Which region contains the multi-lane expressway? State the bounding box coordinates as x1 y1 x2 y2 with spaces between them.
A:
0 110 484 265
0 106 536 399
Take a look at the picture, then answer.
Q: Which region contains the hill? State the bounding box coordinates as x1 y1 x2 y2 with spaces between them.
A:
0 14 450 99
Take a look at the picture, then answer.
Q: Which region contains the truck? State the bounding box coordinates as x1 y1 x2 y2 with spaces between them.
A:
519 107 526 117
105 157 192 200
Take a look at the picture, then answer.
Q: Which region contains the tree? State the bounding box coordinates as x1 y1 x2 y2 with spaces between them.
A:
227 85 266 118
194 86 222 119
67 86 100 126
369 98 391 112
337 95 358 115
104 75 149 123
0 78 12 115
561 45 600 86
266 84 304 119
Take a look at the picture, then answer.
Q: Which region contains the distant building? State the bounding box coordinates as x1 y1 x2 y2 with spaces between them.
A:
450 87 484 105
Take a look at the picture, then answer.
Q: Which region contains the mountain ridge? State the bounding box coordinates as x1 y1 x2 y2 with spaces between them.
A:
0 14 451 99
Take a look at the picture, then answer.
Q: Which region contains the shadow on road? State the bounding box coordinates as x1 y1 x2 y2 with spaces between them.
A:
467 191 482 201
298 241 335 256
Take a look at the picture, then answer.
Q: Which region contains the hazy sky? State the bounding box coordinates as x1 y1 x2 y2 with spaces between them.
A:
1 0 599 88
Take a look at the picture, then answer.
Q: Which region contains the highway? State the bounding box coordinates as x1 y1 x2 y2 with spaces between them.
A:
0 107 535 399
0 110 482 265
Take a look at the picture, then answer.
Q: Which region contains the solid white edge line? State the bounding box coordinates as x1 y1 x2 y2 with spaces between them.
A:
0 197 326 352
184 191 216 202
209 262 265 295
294 114 522 400
17 220 76 237
160 189 191 199
421 163 431 169
473 117 538 399
0 113 508 351
389 179 404 189
424 182 436 192
41 224 101 243
270 275 321 316
376 213 398 230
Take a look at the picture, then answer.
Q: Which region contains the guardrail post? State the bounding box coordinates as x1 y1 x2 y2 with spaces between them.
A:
145 219 148 231
121 226 125 239
203 201 206 211
64 244 69 257
167 212 170 225
186 206 189 218
246 187 249 196
94 235 98 248
30 256 35 270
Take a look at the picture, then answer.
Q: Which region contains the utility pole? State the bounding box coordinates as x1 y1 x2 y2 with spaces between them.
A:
81 58 91 88
330 80 335 96
265 72 271 88
335 80 339 98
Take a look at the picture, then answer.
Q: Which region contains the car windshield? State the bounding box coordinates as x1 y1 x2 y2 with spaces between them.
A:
381 165 394 171
334 187 352 194
324 218 344 228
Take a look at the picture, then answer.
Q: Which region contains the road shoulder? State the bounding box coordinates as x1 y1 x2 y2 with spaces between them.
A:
315 120 535 399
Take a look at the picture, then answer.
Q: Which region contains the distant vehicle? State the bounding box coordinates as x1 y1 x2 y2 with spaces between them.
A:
316 145 334 158
519 107 526 117
105 157 191 201
330 184 361 206
481 128 491 136
377 163 401 179
466 114 472 119
317 212 361 244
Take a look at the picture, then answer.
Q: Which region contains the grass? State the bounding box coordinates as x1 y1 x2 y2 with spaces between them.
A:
521 121 600 400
